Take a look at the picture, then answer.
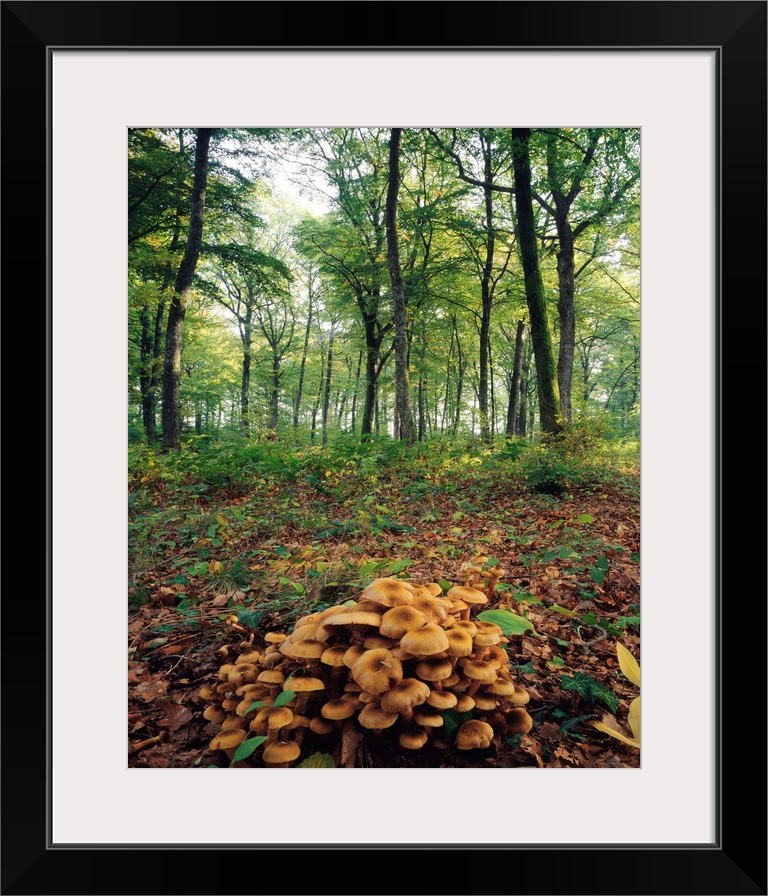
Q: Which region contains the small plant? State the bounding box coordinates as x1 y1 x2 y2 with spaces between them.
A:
590 641 640 749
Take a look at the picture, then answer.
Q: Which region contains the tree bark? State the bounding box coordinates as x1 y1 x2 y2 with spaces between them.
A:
161 127 212 450
241 319 252 433
510 128 561 435
478 145 494 442
293 285 314 433
321 330 335 445
385 128 416 445
506 319 527 437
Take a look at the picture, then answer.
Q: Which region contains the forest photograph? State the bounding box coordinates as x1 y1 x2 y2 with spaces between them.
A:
127 125 641 770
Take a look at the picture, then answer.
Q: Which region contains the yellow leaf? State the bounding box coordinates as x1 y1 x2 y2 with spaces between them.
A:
627 696 640 740
208 560 223 576
590 720 640 749
616 642 640 687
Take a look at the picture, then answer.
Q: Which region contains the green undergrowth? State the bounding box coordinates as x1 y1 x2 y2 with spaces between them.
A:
128 429 638 607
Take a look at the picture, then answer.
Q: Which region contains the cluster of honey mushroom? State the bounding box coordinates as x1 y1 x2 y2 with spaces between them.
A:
200 567 533 767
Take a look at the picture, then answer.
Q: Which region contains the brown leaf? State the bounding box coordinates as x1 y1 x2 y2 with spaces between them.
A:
211 594 230 608
339 721 362 769
133 673 169 703
156 701 194 731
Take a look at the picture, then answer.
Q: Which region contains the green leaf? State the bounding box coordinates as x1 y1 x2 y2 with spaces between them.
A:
438 579 452 592
243 701 265 716
580 611 598 625
590 567 606 585
541 548 560 563
558 546 575 559
388 559 413 575
358 561 378 577
232 735 267 762
237 609 265 629
560 672 619 713
547 656 567 667
274 546 291 558
631 552 640 562
596 556 610 571
440 709 474 744
274 690 295 707
296 752 335 768
477 608 535 636
576 513 594 524
292 582 306 595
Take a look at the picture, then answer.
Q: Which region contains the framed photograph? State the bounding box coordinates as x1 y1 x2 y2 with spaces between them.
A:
5 1 765 893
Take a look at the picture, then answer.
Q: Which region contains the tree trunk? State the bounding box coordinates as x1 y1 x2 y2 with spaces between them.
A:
161 127 212 450
478 150 494 443
506 319 527 437
554 212 576 423
510 128 561 436
385 128 416 445
241 320 252 434
350 348 363 435
293 286 313 433
139 300 154 441
270 352 281 433
321 331 335 445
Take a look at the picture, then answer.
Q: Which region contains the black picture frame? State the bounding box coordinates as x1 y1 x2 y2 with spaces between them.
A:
3 2 765 894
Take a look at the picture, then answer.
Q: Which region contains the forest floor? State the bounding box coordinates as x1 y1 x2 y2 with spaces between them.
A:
128 438 640 770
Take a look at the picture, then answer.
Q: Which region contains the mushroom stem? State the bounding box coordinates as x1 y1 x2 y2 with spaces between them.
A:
473 647 488 663
129 732 167 754
466 679 482 698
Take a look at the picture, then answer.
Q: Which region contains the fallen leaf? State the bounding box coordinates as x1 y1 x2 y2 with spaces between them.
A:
156 701 194 731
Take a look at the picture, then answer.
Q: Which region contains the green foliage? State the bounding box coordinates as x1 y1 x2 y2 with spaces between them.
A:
560 672 619 713
296 752 335 768
440 709 474 744
476 608 535 636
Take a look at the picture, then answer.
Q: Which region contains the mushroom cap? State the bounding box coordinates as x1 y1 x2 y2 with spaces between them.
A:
290 639 327 659
264 632 287 644
228 663 260 686
198 684 219 702
320 645 349 667
264 706 294 729
209 728 247 751
472 694 498 711
324 611 383 633
288 623 320 643
343 645 367 668
447 585 488 607
379 678 430 713
379 605 428 639
415 657 454 682
309 717 334 735
410 594 450 625
460 660 498 683
283 676 325 693
455 694 476 712
474 620 504 637
321 699 357 720
452 620 478 638
258 669 285 686
221 715 249 731
455 719 495 750
413 708 444 728
507 686 531 706
351 648 403 694
426 689 458 710
506 707 534 734
423 582 444 596
361 577 415 607
357 703 399 730
203 705 227 723
363 634 399 650
262 740 301 764
217 663 236 681
400 623 450 658
487 679 517 696
399 727 429 749
236 650 263 666
445 628 475 657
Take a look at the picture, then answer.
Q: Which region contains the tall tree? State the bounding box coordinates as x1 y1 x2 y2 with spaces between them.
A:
385 128 416 445
510 128 561 435
535 127 640 422
161 128 212 449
